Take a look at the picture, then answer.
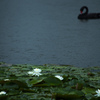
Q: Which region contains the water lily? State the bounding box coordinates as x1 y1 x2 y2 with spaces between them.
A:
28 71 34 75
28 68 42 76
34 68 42 73
95 89 100 97
0 91 6 95
4 79 10 81
33 68 42 76
55 75 63 80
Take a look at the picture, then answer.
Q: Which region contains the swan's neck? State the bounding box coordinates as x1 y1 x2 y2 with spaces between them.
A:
84 7 88 14
81 6 88 14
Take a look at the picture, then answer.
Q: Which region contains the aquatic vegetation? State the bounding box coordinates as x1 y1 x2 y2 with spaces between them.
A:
28 68 42 76
0 91 6 95
0 62 100 100
4 79 10 81
95 89 100 97
55 75 63 80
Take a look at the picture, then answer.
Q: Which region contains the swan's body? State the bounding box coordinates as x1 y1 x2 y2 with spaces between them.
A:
78 6 100 19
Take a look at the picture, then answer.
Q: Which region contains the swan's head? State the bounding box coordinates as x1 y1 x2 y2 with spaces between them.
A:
80 6 88 14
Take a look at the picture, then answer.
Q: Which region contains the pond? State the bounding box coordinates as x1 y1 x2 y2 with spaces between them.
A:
0 0 100 67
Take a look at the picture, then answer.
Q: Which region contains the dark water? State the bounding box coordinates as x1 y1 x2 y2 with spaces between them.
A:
0 0 100 67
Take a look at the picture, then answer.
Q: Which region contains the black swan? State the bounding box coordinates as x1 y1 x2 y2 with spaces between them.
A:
78 6 100 19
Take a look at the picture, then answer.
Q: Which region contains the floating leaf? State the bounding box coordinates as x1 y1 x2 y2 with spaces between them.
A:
27 78 45 87
44 76 62 86
82 87 96 95
53 88 84 99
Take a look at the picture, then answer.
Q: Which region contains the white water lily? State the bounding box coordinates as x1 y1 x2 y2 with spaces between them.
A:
33 72 42 77
4 79 10 81
95 89 100 97
32 68 42 76
28 71 34 75
55 75 63 80
28 68 42 76
33 68 42 73
0 91 6 95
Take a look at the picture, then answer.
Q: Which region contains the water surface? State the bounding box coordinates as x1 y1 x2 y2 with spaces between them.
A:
0 0 100 67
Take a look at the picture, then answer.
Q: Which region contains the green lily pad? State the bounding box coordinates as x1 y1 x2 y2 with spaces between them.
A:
82 87 96 95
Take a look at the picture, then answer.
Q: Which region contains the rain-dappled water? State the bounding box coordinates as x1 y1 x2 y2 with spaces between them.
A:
0 0 100 67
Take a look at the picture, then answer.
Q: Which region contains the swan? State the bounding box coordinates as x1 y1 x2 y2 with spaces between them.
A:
78 6 100 19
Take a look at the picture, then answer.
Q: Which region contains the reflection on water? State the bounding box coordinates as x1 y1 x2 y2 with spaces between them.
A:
0 0 100 67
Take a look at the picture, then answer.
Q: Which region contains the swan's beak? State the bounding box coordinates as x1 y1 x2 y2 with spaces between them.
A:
80 11 82 14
